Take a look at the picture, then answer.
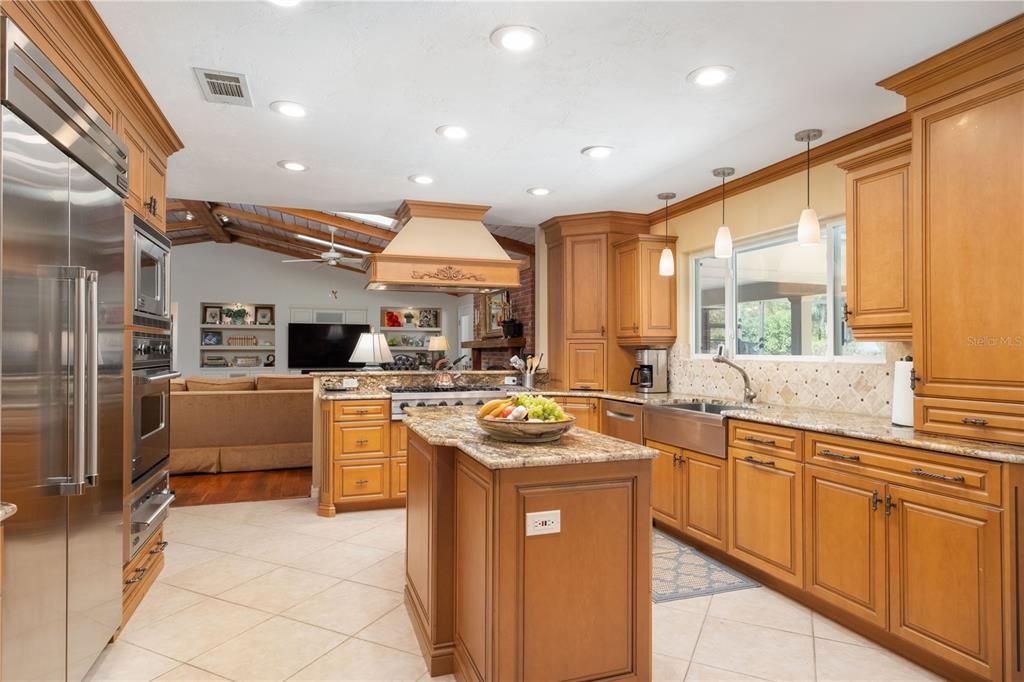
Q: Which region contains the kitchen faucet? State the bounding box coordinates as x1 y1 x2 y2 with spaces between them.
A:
712 344 757 403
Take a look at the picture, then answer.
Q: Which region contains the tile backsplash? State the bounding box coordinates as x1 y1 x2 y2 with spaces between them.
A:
668 342 913 417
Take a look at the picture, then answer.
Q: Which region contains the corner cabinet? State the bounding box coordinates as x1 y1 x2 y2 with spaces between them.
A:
879 19 1024 446
837 136 912 340
541 212 651 391
613 235 677 347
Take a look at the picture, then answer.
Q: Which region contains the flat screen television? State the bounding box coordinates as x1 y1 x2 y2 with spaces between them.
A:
288 323 371 370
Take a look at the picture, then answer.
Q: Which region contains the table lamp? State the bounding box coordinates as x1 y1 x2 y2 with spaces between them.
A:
349 328 393 370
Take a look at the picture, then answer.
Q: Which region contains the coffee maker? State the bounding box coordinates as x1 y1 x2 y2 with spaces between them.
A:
630 348 669 394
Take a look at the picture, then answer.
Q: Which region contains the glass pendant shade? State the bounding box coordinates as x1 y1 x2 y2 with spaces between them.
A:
658 247 675 276
714 225 733 258
797 207 821 246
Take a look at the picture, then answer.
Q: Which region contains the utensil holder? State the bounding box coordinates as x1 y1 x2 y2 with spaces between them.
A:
522 373 535 390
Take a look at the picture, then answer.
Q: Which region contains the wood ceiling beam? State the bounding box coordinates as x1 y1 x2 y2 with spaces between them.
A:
180 199 232 243
268 206 398 242
169 235 211 247
212 205 383 254
167 220 199 232
491 234 535 257
166 199 187 213
228 232 364 275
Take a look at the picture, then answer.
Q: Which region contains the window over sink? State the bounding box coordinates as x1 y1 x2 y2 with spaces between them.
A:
692 219 884 360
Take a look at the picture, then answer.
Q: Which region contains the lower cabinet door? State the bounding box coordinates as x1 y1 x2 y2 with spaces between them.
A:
804 465 887 627
390 457 408 498
681 451 727 551
728 449 803 588
887 485 1003 680
646 439 683 529
567 341 605 390
555 397 599 431
335 458 389 502
391 421 409 457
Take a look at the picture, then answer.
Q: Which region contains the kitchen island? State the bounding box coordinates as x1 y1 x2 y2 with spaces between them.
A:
402 406 657 681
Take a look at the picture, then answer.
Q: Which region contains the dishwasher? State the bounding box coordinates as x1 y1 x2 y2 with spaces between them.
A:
601 400 644 444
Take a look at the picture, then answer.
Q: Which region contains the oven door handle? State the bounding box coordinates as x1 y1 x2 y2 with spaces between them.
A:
134 370 181 385
133 491 175 529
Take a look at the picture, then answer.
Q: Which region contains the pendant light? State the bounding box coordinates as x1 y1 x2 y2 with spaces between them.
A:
657 192 676 276
794 128 823 246
712 167 735 258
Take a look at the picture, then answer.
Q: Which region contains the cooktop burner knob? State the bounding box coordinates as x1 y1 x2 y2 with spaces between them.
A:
475 400 485 406
399 402 410 410
416 401 427 407
454 400 463 406
438 401 448 406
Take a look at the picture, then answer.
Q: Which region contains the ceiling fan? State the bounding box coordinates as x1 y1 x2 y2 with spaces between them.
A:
281 226 365 269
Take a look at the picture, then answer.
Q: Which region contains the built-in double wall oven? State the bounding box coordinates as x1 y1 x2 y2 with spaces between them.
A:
131 331 177 488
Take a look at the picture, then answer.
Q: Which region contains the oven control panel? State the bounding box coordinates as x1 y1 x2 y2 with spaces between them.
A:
133 331 172 368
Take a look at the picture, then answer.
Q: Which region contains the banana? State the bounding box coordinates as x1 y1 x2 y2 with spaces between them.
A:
477 398 507 418
488 400 514 417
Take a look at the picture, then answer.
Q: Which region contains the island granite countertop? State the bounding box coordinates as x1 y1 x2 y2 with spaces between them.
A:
0 502 17 522
404 406 658 470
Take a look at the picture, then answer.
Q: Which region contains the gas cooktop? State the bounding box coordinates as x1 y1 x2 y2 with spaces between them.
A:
386 385 503 393
387 384 506 419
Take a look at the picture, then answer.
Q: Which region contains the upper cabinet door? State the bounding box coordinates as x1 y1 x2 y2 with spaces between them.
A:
842 144 911 339
145 152 167 231
912 73 1024 405
118 115 147 216
613 236 676 346
564 235 607 338
639 239 676 339
613 240 640 337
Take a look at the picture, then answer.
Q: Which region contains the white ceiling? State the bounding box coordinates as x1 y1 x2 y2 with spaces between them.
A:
95 1 1019 227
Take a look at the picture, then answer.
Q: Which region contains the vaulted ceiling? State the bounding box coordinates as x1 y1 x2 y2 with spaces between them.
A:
167 200 535 272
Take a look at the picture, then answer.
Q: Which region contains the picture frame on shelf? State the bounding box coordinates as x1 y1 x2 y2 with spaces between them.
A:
255 306 274 325
483 291 510 337
202 331 222 346
203 305 222 325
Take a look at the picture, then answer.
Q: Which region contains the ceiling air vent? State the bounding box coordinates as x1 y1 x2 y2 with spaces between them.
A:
193 68 253 106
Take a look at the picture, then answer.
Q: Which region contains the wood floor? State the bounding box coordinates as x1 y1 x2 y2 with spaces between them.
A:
171 467 312 507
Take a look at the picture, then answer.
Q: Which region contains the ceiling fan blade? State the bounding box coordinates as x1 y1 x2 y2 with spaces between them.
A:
281 258 323 263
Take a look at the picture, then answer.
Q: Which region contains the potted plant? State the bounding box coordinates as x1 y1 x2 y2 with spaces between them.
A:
222 305 248 325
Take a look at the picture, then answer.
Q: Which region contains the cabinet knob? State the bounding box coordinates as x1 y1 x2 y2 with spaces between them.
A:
355 479 369 485
961 417 988 426
355 439 369 446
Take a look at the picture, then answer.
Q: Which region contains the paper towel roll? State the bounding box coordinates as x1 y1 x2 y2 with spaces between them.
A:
891 360 914 427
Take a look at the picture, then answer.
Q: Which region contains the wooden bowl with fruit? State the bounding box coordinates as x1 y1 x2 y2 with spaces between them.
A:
476 395 576 443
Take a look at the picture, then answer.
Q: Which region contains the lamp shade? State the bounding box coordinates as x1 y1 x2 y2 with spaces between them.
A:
427 335 449 352
349 331 394 367
797 208 821 246
714 225 733 258
658 247 675 276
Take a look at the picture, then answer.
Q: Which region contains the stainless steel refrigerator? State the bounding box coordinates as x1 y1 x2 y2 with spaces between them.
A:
1 19 129 681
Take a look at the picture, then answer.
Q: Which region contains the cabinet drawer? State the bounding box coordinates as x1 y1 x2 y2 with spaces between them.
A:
122 529 167 627
915 397 1024 447
729 421 802 461
333 422 389 459
336 459 389 500
332 400 390 422
805 432 1002 505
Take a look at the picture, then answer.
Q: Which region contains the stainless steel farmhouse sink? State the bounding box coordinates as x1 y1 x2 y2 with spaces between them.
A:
643 402 751 458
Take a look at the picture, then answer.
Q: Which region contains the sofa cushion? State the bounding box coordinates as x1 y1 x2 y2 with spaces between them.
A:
170 379 188 392
170 447 220 474
255 374 314 391
186 377 256 392
170 389 312 450
219 442 312 472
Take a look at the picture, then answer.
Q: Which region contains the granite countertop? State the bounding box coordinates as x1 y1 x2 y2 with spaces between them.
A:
509 388 734 406
0 502 17 522
311 370 518 377
318 389 393 401
404 406 658 470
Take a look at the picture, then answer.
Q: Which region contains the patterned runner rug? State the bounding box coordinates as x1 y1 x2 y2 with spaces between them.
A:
652 529 758 602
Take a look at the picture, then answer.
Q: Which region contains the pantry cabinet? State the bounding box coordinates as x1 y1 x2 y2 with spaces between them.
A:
879 18 1024 446
837 137 912 340
613 235 677 346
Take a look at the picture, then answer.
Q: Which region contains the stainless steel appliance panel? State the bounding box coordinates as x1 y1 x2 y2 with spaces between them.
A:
632 348 668 394
129 467 174 559
133 214 170 322
0 106 73 682
66 158 124 681
602 400 643 444
132 364 174 484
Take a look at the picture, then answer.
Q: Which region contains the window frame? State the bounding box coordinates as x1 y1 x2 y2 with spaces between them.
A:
690 216 884 364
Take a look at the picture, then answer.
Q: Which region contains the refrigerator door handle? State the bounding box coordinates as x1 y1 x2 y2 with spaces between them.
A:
61 266 88 496
85 270 99 487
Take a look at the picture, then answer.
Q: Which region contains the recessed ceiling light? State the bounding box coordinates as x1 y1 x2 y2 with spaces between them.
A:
267 0 300 6
435 124 468 140
526 187 550 196
408 174 434 185
489 25 544 52
277 160 307 172
581 145 614 159
686 65 736 88
270 100 307 118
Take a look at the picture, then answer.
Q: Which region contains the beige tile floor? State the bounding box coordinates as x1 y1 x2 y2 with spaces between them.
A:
86 497 940 682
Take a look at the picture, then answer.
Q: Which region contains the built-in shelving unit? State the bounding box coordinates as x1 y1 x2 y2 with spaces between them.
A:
380 306 444 368
200 302 277 370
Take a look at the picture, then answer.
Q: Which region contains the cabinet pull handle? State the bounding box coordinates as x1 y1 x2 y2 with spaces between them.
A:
600 325 605 336
842 303 852 322
911 467 965 484
742 455 776 468
743 435 776 447
885 494 894 517
820 448 860 462
125 566 147 585
909 368 919 391
672 454 686 466
355 479 369 485
871 490 881 512
355 439 369 445
961 417 988 426
149 540 169 554
605 410 635 422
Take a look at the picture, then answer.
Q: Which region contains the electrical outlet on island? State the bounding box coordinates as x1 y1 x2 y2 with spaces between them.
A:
341 378 358 389
504 376 518 385
525 510 561 536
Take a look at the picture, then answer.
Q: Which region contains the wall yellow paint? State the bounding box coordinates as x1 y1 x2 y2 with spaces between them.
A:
663 163 847 346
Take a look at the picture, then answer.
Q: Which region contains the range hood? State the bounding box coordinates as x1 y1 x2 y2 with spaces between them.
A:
364 200 522 293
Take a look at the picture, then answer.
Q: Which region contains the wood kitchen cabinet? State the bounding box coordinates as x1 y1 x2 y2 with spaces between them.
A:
648 441 726 551
879 19 1024 446
391 421 409 457
803 465 887 628
728 447 803 588
116 113 169 231
320 399 404 514
613 235 677 347
541 212 650 391
553 396 600 431
646 439 684 528
836 137 912 340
